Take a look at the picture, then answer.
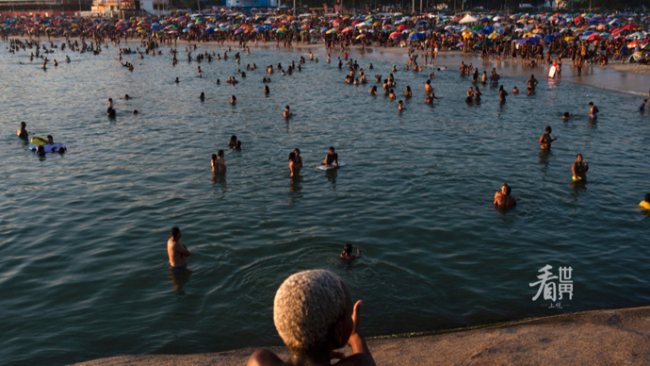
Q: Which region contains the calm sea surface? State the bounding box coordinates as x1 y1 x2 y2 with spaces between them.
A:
1 42 649 366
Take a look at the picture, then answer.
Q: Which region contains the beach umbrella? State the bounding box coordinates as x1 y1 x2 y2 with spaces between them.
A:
397 24 408 31
627 41 642 48
342 26 354 33
586 34 601 41
407 32 424 41
326 28 337 34
389 31 402 39
543 35 555 42
456 41 465 47
474 40 494 47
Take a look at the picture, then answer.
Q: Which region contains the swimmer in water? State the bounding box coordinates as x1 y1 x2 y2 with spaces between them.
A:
404 86 412 98
35 145 46 156
513 87 521 94
133 110 138 114
288 152 300 177
493 183 517 207
124 94 130 100
17 122 28 139
227 135 238 148
368 86 377 96
640 99 647 111
293 149 303 171
229 95 237 105
341 243 361 260
388 90 396 101
264 86 270 95
539 126 557 150
200 92 205 101
498 86 508 103
398 100 405 113
588 102 599 119
175 77 179 83
167 227 190 272
211 150 226 173
284 106 293 119
322 147 339 168
217 79 221 85
425 80 433 94
561 112 574 120
466 87 474 102
572 154 589 182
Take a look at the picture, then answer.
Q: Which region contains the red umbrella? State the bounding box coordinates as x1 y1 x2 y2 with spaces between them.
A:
611 28 622 35
586 34 601 42
397 24 407 31
389 31 402 39
627 41 642 48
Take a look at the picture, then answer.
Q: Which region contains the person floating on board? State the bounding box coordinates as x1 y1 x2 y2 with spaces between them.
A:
322 147 339 169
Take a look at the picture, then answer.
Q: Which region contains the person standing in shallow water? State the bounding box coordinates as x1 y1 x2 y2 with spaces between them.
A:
212 151 226 173
17 122 29 138
167 227 190 272
572 154 589 182
539 126 557 150
493 183 516 207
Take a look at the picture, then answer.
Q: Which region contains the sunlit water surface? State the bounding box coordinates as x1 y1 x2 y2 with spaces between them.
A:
1 41 649 366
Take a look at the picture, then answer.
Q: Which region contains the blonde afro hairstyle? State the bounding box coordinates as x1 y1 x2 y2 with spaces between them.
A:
274 269 348 352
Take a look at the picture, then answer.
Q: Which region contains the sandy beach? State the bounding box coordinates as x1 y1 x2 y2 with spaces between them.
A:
70 305 650 366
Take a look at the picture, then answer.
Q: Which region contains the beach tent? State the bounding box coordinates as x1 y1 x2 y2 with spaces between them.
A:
459 15 478 24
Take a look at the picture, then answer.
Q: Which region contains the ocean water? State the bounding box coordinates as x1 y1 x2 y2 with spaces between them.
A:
1 42 649 366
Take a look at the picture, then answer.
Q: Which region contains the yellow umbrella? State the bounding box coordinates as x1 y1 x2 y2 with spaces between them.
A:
523 32 534 37
463 33 473 39
533 29 543 34
372 21 381 27
326 28 337 34
565 36 575 41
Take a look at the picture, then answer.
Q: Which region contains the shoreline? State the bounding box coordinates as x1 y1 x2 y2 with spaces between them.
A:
70 305 650 366
10 35 650 85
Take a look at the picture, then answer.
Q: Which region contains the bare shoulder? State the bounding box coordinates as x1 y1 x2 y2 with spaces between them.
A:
246 349 288 366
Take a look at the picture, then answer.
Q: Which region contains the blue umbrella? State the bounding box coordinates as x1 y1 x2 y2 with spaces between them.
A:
543 35 555 42
407 32 425 41
416 20 427 25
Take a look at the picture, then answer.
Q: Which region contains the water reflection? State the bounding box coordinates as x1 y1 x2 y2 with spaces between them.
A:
538 149 551 173
168 268 193 295
325 169 338 185
289 174 303 193
569 181 587 202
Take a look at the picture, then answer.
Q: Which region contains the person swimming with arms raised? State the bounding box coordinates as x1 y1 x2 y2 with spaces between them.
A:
539 126 557 150
322 147 339 169
167 227 190 272
493 183 517 207
572 153 589 182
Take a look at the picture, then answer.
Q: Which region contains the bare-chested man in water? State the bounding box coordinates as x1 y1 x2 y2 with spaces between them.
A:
167 227 190 271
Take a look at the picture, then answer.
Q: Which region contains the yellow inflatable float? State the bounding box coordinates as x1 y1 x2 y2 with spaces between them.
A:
30 136 48 146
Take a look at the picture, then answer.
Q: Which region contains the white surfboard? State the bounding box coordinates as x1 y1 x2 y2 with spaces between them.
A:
317 162 346 170
548 65 557 78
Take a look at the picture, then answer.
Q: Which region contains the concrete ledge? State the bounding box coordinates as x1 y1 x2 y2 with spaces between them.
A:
70 306 650 366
